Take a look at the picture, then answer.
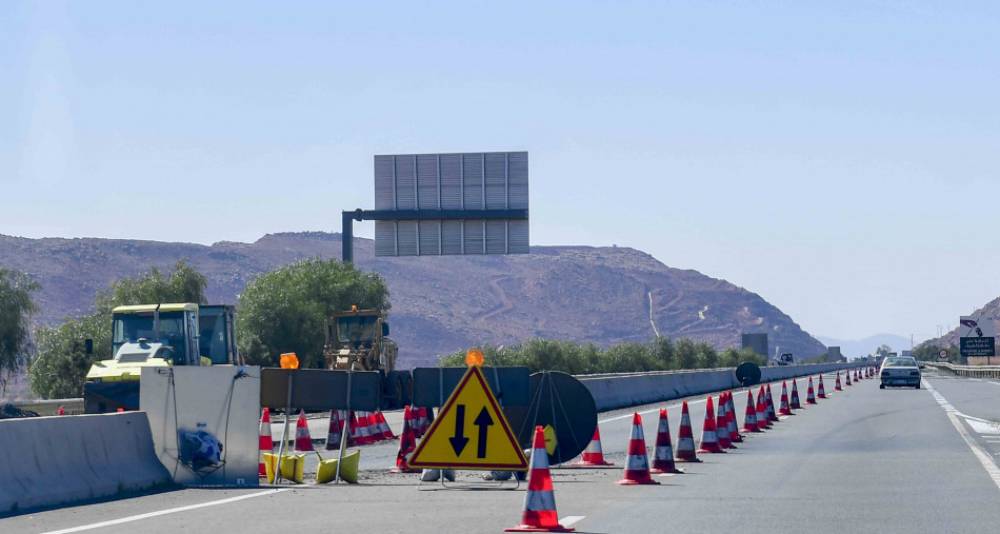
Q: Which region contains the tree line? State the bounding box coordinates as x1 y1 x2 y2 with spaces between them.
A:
3 260 764 399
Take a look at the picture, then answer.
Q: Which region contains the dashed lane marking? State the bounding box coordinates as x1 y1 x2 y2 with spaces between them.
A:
40 489 291 534
923 379 1000 492
560 516 586 527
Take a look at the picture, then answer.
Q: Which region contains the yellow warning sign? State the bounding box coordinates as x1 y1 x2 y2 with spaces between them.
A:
408 366 528 470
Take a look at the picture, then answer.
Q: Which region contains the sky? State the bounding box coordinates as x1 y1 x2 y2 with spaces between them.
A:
1 1 998 344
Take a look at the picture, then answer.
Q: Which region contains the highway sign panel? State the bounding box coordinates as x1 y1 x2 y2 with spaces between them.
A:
960 336 996 358
372 152 529 256
408 366 528 470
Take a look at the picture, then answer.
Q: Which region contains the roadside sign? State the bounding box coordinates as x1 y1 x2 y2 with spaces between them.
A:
960 337 996 358
939 350 949 361
408 366 528 470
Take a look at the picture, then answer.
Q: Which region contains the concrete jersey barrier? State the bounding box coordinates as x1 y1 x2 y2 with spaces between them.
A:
578 362 863 411
0 412 171 515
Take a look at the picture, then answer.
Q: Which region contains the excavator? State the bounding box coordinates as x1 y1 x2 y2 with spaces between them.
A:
83 303 239 413
323 305 411 408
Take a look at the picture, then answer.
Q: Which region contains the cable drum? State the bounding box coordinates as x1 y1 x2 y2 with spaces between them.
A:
505 371 598 465
735 362 762 386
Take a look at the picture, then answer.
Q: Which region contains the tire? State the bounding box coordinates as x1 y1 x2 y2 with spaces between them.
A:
880 383 886 389
914 383 920 390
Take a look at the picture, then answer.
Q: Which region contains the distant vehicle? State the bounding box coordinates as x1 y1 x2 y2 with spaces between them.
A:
773 353 795 366
879 356 921 389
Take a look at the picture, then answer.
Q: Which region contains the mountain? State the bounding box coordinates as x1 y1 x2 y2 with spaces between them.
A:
919 295 1000 349
817 334 911 359
0 232 827 367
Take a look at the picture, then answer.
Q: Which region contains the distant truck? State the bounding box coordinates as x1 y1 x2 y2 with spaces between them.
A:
773 353 795 366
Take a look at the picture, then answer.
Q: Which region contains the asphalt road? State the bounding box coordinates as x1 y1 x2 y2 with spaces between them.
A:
7 368 1000 533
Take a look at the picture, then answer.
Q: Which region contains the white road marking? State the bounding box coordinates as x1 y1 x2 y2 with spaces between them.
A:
560 515 586 527
598 397 707 424
922 379 1000 492
40 489 290 534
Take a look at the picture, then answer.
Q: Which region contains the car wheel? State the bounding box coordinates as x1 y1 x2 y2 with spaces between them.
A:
880 383 885 389
914 383 920 389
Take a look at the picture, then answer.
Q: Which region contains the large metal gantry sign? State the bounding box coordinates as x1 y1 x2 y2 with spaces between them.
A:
341 151 529 263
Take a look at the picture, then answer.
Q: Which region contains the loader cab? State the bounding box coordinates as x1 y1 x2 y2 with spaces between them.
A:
198 305 238 365
112 303 200 365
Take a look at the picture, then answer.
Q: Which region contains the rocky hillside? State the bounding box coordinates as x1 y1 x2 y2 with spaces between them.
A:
920 295 1000 349
0 232 826 367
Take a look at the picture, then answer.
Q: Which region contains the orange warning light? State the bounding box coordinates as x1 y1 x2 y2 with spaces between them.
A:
280 352 300 369
465 348 485 367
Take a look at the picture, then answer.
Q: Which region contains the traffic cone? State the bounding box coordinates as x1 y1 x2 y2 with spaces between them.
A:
675 401 701 462
716 395 734 449
618 413 659 485
365 412 383 442
766 385 779 422
806 378 817 404
576 426 614 466
651 409 683 474
324 410 345 451
350 411 373 446
845 370 852 386
726 392 742 443
817 376 827 399
756 387 770 430
507 426 576 532
743 390 761 433
778 381 793 416
791 379 802 409
835 372 843 391
259 408 273 476
391 406 420 473
56 406 65 416
697 396 725 454
376 411 396 440
294 410 314 452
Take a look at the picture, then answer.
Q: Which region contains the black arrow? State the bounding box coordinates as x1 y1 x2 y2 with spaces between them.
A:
449 404 469 456
474 407 494 458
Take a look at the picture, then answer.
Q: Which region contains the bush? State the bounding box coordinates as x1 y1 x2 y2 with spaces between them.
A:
439 337 767 373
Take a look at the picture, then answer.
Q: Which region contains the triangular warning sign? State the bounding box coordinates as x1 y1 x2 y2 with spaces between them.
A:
409 366 528 470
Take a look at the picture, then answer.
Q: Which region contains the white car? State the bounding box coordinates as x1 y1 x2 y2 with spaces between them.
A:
879 356 921 389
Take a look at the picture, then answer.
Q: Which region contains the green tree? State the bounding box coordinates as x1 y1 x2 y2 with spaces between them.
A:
0 268 39 394
236 259 390 368
29 261 207 398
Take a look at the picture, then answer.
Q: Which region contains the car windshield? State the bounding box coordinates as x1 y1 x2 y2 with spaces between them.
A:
884 357 918 367
112 311 186 361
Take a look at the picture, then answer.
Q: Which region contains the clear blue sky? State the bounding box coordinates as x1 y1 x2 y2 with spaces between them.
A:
2 1 998 344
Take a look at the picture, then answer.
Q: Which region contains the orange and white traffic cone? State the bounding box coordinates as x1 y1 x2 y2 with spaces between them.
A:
507 426 576 532
766 385 779 422
618 413 660 485
391 406 421 473
697 396 725 454
259 408 273 476
806 378 817 404
365 412 383 442
791 379 803 409
324 409 345 451
716 394 734 449
651 408 683 474
835 372 843 391
845 370 852 386
675 401 701 462
757 387 771 430
576 426 614 466
743 390 761 433
817 375 827 399
726 392 742 443
293 410 314 453
350 411 373 446
778 381 793 416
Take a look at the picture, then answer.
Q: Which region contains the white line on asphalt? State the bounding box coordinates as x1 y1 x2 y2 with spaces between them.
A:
922 379 1000 492
560 516 586 527
40 489 291 534
598 398 707 424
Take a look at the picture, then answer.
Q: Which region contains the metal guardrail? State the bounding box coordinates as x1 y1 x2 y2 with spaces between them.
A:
6 398 85 416
926 362 1000 379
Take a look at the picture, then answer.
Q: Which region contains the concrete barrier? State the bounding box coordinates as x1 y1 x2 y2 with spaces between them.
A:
579 362 863 411
0 412 172 515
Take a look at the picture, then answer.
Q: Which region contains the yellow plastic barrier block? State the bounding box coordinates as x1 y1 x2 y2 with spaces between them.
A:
262 453 306 484
316 450 360 484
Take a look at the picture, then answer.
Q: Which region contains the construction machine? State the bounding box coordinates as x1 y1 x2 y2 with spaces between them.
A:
83 303 238 413
323 306 410 408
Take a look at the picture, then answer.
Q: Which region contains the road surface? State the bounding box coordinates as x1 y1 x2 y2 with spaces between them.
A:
7 368 1000 533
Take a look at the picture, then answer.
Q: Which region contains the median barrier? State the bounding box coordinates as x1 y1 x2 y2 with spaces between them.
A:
0 412 171 515
926 361 1000 380
578 362 861 411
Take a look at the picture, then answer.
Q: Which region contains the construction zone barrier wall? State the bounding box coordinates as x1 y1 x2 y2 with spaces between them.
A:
0 412 171 515
579 362 863 411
